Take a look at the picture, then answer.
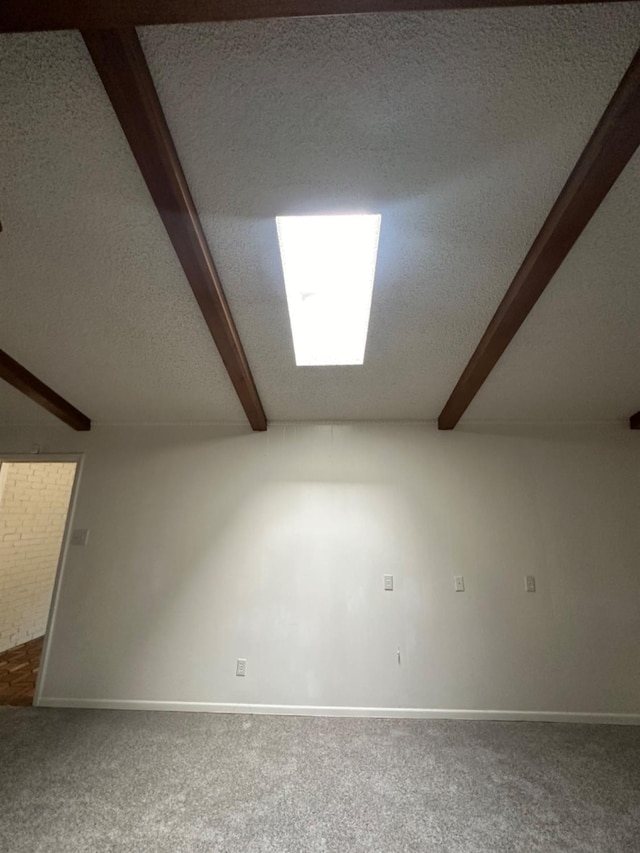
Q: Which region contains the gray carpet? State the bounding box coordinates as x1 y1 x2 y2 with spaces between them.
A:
1 709 639 852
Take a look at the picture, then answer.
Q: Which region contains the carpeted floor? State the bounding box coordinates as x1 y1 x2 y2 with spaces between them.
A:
0 709 639 852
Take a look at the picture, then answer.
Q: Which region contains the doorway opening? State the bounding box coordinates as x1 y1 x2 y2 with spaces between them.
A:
0 460 77 706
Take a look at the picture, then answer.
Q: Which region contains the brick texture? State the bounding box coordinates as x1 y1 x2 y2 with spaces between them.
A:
0 462 76 654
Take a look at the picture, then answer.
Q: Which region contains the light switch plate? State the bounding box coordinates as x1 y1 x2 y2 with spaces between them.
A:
384 574 394 591
525 575 536 593
236 658 246 677
70 528 89 547
454 575 465 592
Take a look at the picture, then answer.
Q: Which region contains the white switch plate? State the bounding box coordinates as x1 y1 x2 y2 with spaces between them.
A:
454 575 465 592
236 658 246 677
384 574 394 591
525 575 536 593
70 528 89 547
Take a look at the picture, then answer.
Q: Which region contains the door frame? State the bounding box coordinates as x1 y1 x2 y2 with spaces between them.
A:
0 453 84 706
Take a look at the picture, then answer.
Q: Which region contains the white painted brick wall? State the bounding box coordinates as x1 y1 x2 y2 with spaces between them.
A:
0 462 76 653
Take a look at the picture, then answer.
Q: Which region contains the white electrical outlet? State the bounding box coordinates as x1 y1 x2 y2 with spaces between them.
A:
525 575 536 593
236 658 246 677
454 575 465 592
70 528 90 547
384 574 394 591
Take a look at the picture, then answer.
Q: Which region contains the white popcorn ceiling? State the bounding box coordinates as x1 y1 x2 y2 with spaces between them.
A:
0 30 246 426
0 383 54 426
1 5 640 427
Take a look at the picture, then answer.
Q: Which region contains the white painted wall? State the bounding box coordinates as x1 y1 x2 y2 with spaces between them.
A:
0 461 76 653
0 423 638 718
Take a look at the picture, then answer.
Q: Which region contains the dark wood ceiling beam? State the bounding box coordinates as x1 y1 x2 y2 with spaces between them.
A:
0 349 91 431
0 0 632 33
630 412 640 430
82 28 267 432
438 46 640 430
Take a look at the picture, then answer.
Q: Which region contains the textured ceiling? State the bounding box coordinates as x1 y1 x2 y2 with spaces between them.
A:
466 148 640 422
0 31 246 425
0 382 58 426
1 6 640 426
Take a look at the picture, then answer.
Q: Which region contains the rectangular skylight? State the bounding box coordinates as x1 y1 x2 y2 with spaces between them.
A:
276 214 381 366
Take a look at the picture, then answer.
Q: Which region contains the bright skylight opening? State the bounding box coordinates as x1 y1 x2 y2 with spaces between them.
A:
276 214 381 366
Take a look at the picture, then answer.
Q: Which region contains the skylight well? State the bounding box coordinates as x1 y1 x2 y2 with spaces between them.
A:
276 214 381 366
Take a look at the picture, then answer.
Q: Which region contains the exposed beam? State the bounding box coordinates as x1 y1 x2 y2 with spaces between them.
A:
82 28 267 432
630 412 640 430
0 349 91 431
438 46 640 430
0 0 631 33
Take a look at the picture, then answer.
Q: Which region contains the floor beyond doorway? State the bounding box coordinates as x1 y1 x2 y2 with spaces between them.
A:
0 636 43 706
1 710 639 852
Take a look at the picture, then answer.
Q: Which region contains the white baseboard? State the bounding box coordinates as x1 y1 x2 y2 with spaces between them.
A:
35 698 640 725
